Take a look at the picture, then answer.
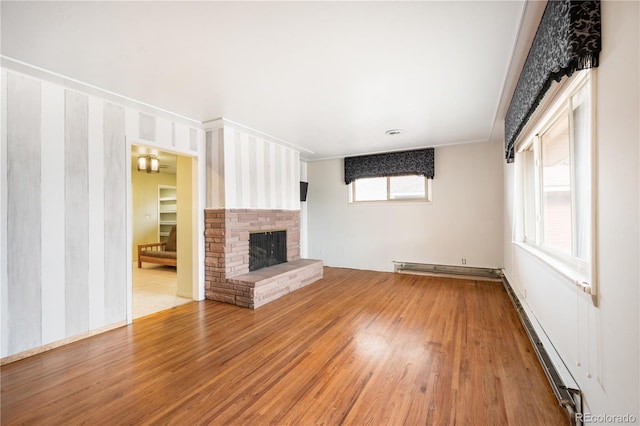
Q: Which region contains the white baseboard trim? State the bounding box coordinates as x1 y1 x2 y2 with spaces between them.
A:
1 321 127 365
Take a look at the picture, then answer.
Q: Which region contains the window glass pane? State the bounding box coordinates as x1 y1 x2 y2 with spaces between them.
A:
353 177 387 201
541 111 572 254
389 175 425 199
523 149 536 241
573 86 591 260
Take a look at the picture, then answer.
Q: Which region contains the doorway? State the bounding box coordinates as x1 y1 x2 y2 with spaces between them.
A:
130 145 197 319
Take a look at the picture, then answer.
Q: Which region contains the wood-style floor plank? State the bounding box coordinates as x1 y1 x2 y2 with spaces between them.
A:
1 267 566 425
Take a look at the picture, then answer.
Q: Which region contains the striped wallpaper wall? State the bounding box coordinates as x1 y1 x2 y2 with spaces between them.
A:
206 123 301 210
206 128 225 208
1 70 202 358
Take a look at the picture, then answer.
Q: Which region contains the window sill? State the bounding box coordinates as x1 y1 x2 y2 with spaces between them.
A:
513 241 590 288
348 199 432 206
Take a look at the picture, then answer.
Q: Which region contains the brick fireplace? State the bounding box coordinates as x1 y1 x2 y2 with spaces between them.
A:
205 209 322 308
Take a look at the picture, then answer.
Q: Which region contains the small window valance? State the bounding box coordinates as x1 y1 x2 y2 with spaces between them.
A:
505 0 601 163
344 148 434 185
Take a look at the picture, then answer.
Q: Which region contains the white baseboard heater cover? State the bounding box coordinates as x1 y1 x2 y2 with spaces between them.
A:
393 261 502 280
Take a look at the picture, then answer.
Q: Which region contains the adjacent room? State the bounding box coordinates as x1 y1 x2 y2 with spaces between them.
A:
1 1 638 425
131 147 193 318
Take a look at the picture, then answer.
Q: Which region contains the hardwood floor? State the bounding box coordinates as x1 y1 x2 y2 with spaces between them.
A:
1 267 566 425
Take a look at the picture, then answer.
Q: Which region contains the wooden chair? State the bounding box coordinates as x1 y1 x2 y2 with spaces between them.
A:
137 225 177 268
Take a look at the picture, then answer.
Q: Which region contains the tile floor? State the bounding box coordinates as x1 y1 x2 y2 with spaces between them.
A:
132 263 192 319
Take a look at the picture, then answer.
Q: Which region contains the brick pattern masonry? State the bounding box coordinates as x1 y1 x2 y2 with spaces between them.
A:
205 209 323 308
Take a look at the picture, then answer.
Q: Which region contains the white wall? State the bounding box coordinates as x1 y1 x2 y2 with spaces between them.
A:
1 65 203 358
307 141 504 272
503 0 639 419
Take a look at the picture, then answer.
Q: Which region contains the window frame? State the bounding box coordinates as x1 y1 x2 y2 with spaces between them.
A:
515 70 597 301
348 175 432 204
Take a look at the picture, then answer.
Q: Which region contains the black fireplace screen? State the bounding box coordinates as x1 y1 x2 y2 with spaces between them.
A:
249 231 287 271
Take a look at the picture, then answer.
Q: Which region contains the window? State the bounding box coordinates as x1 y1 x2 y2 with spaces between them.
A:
350 175 431 203
541 107 572 254
517 71 594 288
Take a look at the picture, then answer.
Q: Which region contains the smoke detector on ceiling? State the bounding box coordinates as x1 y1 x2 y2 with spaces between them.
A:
385 129 404 136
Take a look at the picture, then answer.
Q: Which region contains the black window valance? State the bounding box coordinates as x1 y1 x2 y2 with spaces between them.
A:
505 0 601 163
344 148 434 185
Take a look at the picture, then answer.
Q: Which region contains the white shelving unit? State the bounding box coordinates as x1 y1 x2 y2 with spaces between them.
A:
158 185 177 242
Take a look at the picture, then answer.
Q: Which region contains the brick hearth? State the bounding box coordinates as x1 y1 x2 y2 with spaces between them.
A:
204 209 322 308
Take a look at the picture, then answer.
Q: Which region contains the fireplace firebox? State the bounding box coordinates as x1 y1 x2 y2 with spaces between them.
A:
249 230 287 271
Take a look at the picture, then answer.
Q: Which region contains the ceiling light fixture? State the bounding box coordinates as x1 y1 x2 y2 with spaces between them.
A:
385 129 403 136
137 154 160 173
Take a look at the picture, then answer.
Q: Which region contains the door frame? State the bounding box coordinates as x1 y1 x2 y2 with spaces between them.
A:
125 138 205 324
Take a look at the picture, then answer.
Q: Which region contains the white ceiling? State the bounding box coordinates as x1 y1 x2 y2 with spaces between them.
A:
1 1 537 161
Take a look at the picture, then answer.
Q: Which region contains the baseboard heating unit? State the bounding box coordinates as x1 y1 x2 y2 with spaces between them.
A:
393 261 502 281
501 275 583 426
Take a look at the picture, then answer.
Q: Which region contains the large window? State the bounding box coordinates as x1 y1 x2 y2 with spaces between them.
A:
350 175 431 203
517 71 594 288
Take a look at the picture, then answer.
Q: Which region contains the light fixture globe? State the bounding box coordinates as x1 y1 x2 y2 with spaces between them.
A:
137 156 147 171
137 154 160 173
149 157 159 173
